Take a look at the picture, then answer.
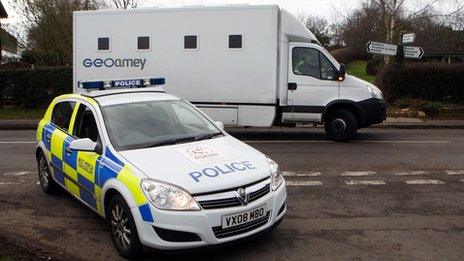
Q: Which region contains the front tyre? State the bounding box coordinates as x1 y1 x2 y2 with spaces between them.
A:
109 194 144 259
324 109 358 142
37 151 60 194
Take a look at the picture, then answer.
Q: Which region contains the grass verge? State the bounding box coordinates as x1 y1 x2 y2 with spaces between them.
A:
0 107 45 120
347 60 375 83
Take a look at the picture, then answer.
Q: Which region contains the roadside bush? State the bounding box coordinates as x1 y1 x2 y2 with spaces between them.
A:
0 67 72 108
365 56 384 75
375 63 464 103
330 47 360 64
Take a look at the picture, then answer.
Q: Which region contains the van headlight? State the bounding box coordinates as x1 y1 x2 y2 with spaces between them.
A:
267 157 284 191
141 179 200 211
366 85 384 100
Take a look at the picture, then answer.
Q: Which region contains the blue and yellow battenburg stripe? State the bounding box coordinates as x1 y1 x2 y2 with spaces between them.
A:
37 95 154 223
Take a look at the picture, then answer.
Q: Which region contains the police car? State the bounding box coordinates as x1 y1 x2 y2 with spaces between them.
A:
35 78 287 258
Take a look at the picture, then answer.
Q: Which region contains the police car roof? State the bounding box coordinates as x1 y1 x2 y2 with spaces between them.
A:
81 88 181 107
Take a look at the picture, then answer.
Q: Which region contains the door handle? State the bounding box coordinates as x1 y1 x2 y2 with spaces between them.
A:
65 147 72 155
288 82 297 91
45 134 51 143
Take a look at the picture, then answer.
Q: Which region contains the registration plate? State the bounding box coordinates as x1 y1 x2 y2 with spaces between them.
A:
221 205 267 229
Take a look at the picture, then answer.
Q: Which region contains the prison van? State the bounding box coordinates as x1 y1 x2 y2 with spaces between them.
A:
73 4 386 141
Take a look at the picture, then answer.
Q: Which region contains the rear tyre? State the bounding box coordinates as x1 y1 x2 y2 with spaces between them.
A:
324 109 358 142
109 194 144 259
37 151 60 194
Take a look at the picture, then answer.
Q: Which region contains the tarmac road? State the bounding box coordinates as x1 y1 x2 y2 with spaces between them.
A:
1 128 464 260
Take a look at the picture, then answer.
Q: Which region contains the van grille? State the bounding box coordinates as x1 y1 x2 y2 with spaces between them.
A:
212 211 270 239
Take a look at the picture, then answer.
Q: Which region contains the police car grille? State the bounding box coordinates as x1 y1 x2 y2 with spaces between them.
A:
212 211 270 239
198 198 242 209
197 183 270 210
249 184 270 203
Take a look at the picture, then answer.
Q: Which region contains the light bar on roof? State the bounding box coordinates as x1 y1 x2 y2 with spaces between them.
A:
79 77 165 90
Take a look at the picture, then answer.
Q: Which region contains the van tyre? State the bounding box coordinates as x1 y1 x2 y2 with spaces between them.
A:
324 110 358 142
37 151 60 194
109 194 144 259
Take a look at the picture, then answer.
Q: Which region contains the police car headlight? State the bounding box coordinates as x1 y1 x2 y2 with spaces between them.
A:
366 85 384 100
267 158 283 191
141 180 200 211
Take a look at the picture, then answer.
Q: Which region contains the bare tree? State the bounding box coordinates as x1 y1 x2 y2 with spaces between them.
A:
298 12 332 47
373 0 464 63
13 0 106 65
111 0 143 9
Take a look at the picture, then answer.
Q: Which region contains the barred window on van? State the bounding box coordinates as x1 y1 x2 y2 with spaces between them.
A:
98 37 110 51
184 35 198 49
228 35 242 49
138 36 150 50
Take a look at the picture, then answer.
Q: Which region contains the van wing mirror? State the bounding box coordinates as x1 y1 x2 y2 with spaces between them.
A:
68 138 97 152
338 63 346 81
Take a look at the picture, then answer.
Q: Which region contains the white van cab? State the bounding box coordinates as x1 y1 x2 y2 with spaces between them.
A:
36 81 286 258
73 4 386 141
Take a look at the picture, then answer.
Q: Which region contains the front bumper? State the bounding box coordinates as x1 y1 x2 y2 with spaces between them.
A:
357 98 387 127
130 181 287 250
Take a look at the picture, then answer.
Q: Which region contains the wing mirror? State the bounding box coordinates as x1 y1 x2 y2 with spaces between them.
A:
215 121 224 130
68 138 97 152
338 63 346 81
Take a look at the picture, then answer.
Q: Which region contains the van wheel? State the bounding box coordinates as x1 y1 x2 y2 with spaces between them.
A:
37 151 60 194
109 194 144 259
324 110 358 142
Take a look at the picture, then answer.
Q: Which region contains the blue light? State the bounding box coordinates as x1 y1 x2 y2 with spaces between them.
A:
81 81 104 89
150 78 165 85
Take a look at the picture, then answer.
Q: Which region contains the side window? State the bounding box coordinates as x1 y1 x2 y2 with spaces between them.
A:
137 36 150 50
184 35 198 49
228 35 242 49
73 104 99 142
292 47 320 78
51 101 76 132
319 53 336 80
98 37 110 51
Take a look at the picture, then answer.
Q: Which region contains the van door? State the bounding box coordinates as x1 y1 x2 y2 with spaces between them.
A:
284 43 340 123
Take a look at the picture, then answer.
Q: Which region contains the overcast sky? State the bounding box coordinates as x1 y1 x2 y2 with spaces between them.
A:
2 0 461 27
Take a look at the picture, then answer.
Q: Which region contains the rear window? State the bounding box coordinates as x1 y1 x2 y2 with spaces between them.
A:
51 101 76 132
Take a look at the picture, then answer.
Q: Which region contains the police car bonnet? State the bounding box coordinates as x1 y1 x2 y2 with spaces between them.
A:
83 58 147 70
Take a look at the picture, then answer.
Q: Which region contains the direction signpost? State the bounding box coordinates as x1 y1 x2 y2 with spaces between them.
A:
403 46 424 59
366 32 424 63
366 41 398 56
402 33 416 44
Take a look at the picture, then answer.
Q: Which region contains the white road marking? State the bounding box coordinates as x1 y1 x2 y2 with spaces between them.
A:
286 181 323 186
345 180 386 185
3 171 35 176
283 171 321 177
405 179 445 185
394 171 429 176
0 141 36 144
446 170 464 175
0 181 21 185
245 140 450 144
341 171 376 176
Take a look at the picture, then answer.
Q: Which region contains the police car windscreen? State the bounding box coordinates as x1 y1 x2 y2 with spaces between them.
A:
101 100 222 150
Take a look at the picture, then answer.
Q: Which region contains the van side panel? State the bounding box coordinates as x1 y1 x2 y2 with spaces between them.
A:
74 6 279 107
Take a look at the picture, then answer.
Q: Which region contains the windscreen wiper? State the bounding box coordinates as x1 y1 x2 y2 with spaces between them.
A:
195 132 223 141
142 136 197 148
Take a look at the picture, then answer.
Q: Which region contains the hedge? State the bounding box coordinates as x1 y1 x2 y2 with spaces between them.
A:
365 56 384 76
375 63 464 102
0 67 72 108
